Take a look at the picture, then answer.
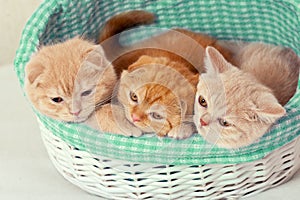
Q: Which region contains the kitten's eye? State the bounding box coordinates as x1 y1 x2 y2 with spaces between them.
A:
149 112 164 120
81 89 92 97
198 95 207 108
130 91 138 102
51 97 64 103
218 118 230 127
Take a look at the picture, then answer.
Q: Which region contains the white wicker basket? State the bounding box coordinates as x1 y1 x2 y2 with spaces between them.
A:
40 120 300 199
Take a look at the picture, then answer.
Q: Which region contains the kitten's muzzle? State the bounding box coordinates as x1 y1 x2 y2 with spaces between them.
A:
200 118 209 126
70 110 81 116
132 113 141 122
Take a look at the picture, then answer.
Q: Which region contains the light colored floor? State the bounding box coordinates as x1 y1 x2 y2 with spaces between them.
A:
1 64 300 200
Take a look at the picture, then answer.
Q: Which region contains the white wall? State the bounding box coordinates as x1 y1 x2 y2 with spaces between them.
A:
0 0 41 66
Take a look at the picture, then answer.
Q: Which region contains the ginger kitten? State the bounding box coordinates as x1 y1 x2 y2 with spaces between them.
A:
117 55 198 138
194 47 286 148
87 55 198 138
25 38 116 122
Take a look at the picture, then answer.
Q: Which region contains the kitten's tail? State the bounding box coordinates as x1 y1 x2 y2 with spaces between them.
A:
98 10 156 44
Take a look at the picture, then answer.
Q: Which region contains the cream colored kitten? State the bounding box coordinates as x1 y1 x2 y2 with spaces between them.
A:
25 37 117 122
194 47 286 149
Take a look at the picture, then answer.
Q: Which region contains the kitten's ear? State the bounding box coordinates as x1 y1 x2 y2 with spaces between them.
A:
251 94 286 123
121 70 129 79
84 45 110 70
26 62 44 85
191 74 200 87
205 46 232 74
128 55 154 72
180 100 194 122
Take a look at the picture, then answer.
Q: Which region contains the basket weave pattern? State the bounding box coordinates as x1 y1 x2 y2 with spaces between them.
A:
41 121 300 199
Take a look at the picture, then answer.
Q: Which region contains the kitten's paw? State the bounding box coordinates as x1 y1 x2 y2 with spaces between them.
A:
84 113 97 129
112 105 143 137
118 122 143 137
127 126 143 137
168 123 196 139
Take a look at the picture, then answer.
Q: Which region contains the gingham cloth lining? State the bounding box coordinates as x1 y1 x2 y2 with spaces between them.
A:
14 0 300 165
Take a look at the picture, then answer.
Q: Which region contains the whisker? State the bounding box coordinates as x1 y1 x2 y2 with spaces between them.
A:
96 98 110 104
95 97 112 107
95 94 117 108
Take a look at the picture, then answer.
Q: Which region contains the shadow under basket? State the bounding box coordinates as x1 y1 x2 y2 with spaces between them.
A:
14 0 300 199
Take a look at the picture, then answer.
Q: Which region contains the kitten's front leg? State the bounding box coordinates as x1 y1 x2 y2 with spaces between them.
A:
167 122 196 139
85 104 142 137
85 104 121 134
111 104 143 137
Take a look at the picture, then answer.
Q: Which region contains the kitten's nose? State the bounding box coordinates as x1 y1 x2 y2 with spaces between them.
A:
200 118 208 126
132 113 141 122
71 110 81 116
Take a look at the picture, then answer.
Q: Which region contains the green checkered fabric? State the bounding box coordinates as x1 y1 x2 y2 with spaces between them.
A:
14 0 300 165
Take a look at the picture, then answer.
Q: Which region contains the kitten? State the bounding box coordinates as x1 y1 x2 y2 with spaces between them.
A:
86 55 199 138
25 37 117 122
194 47 286 148
116 55 198 138
223 42 300 105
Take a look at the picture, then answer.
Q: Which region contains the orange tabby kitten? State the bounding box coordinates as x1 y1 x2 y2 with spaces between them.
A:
25 38 117 122
194 47 286 148
87 55 198 138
